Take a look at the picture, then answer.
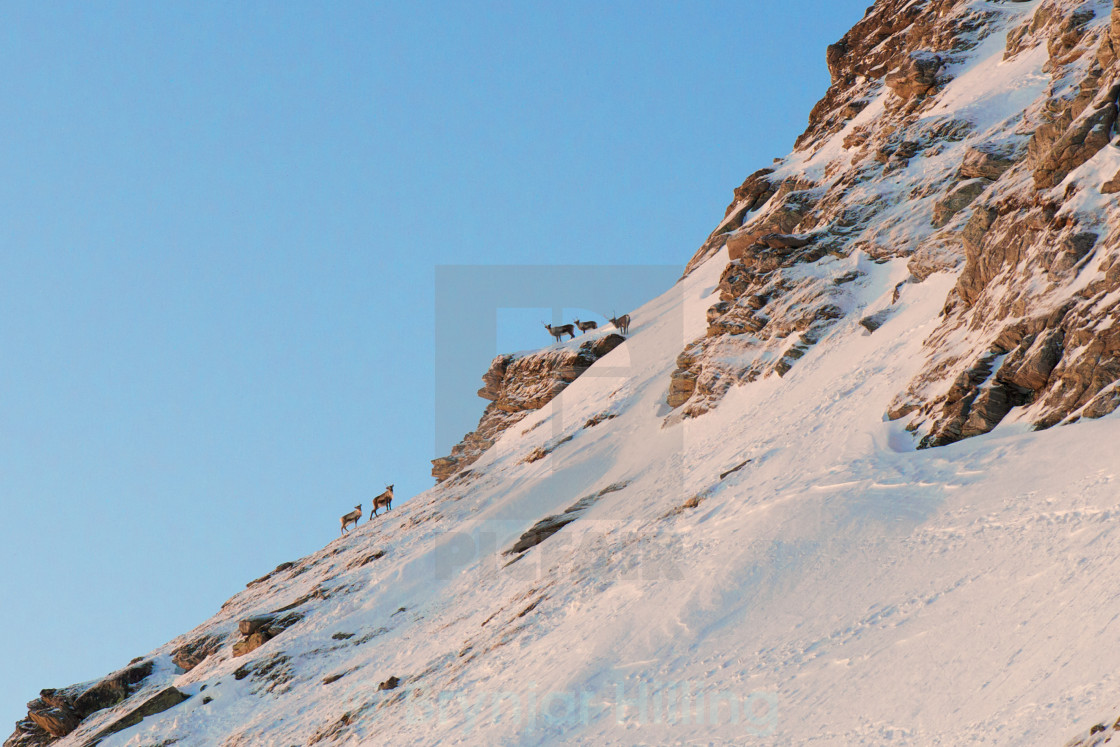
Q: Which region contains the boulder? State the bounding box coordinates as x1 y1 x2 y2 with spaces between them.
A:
26 707 80 739
232 630 273 658
859 310 893 333
238 615 275 637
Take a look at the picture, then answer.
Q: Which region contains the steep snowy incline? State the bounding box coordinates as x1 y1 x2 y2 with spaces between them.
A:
11 244 1120 746
10 0 1120 745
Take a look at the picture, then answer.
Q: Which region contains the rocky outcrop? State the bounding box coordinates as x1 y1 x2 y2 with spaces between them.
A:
959 143 1021 181
171 633 225 672
82 687 189 747
668 232 848 416
232 611 303 658
932 178 991 227
503 483 628 558
5 660 155 747
1032 81 1120 189
673 0 1120 442
885 51 945 101
432 333 625 482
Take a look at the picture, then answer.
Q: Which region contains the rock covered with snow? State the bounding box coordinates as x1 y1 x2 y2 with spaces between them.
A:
431 332 624 482
674 0 1120 447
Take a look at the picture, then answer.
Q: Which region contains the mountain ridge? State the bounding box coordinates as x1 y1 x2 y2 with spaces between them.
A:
9 1 1120 744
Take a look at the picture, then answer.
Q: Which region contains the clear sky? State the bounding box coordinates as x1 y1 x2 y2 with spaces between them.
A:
0 0 870 730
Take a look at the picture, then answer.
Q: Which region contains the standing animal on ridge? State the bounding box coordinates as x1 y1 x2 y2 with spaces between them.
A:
573 319 598 334
543 322 576 342
371 484 394 518
340 504 362 535
609 313 631 335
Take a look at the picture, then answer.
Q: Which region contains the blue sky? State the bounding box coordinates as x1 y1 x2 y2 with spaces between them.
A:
0 0 870 730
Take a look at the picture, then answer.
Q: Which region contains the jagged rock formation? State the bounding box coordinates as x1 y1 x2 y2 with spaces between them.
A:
431 332 624 482
6 660 161 747
671 0 1120 447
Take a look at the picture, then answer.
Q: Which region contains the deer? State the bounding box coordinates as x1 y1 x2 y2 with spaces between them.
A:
543 322 576 342
608 313 631 335
340 504 362 535
573 318 598 333
371 484 394 518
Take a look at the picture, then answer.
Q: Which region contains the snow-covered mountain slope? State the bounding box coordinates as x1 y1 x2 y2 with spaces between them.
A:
10 1 1120 745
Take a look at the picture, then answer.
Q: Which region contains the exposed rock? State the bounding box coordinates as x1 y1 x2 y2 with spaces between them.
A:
83 687 189 747
433 333 626 482
859 310 893 333
1099 1 1120 68
826 41 848 84
1048 231 1098 275
731 168 778 214
74 661 153 717
1102 168 1120 193
232 631 273 658
378 676 402 691
4 661 156 747
959 144 1020 181
233 653 294 694
4 718 50 747
239 615 276 637
959 383 1016 439
1033 83 1120 189
232 611 303 658
667 369 698 408
26 708 80 740
682 168 780 276
885 51 944 101
932 178 991 227
246 561 296 588
759 233 813 250
503 483 628 557
998 329 1064 392
1083 386 1120 419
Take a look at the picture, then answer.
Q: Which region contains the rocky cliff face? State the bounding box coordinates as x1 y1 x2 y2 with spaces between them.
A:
673 0 1120 447
431 332 624 483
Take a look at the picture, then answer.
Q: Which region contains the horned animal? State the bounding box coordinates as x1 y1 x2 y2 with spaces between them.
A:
340 504 362 535
371 484 394 517
543 322 576 342
609 313 631 335
573 319 598 333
